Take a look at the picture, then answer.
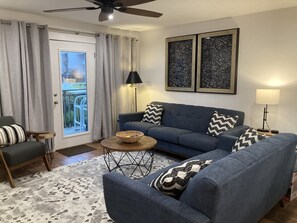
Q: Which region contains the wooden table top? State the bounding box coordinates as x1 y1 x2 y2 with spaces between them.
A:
32 131 56 139
101 136 157 152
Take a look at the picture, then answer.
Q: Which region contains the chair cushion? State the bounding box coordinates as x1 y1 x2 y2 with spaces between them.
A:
232 127 266 152
0 124 27 145
207 111 239 136
123 121 161 134
147 127 191 144
141 104 164 125
179 132 218 152
1 141 45 166
150 159 212 198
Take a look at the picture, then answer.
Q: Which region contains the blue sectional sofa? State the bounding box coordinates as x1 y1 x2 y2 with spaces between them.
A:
103 133 297 223
119 101 247 158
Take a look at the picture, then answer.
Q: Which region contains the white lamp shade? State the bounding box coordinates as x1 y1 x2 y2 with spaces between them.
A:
256 89 280 105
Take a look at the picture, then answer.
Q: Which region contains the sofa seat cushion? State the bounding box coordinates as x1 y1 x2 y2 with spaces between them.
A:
123 121 162 134
1 141 45 166
147 127 191 144
179 132 218 153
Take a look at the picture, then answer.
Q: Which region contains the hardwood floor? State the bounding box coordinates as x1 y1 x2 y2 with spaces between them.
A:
0 142 296 223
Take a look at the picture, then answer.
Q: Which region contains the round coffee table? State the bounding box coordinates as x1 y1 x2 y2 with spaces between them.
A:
101 135 157 178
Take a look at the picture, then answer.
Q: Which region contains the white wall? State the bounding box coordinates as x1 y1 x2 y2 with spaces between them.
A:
139 7 297 134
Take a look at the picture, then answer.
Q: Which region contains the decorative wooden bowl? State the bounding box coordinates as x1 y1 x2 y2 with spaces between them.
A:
116 130 144 143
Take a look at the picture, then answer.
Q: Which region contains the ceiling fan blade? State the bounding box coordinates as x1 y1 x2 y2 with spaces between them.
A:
85 0 103 6
118 7 162 18
44 7 99 13
114 0 155 7
99 12 109 22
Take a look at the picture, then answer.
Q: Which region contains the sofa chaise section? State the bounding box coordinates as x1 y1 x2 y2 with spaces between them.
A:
103 133 297 223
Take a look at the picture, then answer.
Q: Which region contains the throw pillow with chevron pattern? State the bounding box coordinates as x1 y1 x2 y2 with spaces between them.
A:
141 104 163 125
207 111 239 137
232 127 266 152
149 159 212 198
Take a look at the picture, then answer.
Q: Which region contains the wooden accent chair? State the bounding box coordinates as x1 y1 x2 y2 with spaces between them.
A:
0 116 51 188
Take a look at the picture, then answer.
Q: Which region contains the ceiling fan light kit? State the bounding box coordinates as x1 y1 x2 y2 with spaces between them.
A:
44 0 162 22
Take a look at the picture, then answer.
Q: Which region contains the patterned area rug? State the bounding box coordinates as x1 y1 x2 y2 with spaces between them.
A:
0 152 178 223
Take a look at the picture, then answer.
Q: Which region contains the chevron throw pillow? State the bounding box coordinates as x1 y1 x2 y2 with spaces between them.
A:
232 128 266 152
0 124 27 145
150 159 212 198
207 111 239 136
141 104 163 125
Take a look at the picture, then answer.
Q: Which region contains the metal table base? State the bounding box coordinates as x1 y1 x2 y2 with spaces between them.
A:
103 148 155 179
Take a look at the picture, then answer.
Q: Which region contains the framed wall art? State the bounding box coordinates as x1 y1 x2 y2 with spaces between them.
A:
165 35 196 92
196 28 239 94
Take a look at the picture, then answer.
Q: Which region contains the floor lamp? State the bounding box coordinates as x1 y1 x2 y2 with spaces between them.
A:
126 71 142 112
256 89 280 132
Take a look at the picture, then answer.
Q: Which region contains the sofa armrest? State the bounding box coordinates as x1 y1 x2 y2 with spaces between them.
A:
218 134 238 152
103 172 210 223
222 125 249 137
118 112 145 130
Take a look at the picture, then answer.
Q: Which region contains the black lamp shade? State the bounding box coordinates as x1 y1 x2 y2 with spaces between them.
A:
126 71 142 84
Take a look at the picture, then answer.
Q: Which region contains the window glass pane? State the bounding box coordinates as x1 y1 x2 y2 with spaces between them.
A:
60 51 88 136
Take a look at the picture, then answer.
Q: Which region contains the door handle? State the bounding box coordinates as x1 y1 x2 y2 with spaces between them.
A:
54 101 59 105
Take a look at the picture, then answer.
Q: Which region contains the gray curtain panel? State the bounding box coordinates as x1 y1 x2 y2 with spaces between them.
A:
93 34 117 140
0 21 53 131
93 34 138 140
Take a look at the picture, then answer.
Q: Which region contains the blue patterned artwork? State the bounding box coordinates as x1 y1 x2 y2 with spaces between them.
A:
200 35 232 89
166 35 196 92
197 29 239 94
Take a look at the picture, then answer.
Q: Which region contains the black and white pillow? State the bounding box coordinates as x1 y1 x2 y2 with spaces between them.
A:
232 127 266 152
149 159 212 198
141 104 163 125
207 111 238 137
0 124 27 145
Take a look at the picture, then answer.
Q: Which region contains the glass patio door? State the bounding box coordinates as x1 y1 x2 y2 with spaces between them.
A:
50 40 95 150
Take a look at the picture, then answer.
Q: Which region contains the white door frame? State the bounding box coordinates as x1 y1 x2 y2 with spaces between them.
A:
49 32 96 150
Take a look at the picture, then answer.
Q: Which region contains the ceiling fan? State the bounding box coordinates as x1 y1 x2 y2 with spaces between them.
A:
44 0 163 22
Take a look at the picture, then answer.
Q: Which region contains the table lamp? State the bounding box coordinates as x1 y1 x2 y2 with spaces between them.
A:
126 71 142 112
256 89 280 132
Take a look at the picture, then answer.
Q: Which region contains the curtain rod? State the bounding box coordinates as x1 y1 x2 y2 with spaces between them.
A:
49 27 138 41
0 19 45 29
1 19 138 41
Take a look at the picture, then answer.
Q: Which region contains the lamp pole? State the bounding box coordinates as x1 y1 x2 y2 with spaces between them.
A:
262 104 268 130
126 71 142 112
134 85 138 112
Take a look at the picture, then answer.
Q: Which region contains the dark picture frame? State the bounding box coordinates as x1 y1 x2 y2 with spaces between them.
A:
196 28 239 94
165 35 196 92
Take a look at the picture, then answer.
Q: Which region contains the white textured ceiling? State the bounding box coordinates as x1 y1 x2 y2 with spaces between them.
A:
0 0 297 31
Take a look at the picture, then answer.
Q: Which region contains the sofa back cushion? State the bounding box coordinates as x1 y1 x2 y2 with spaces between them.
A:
151 102 244 133
179 133 297 223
